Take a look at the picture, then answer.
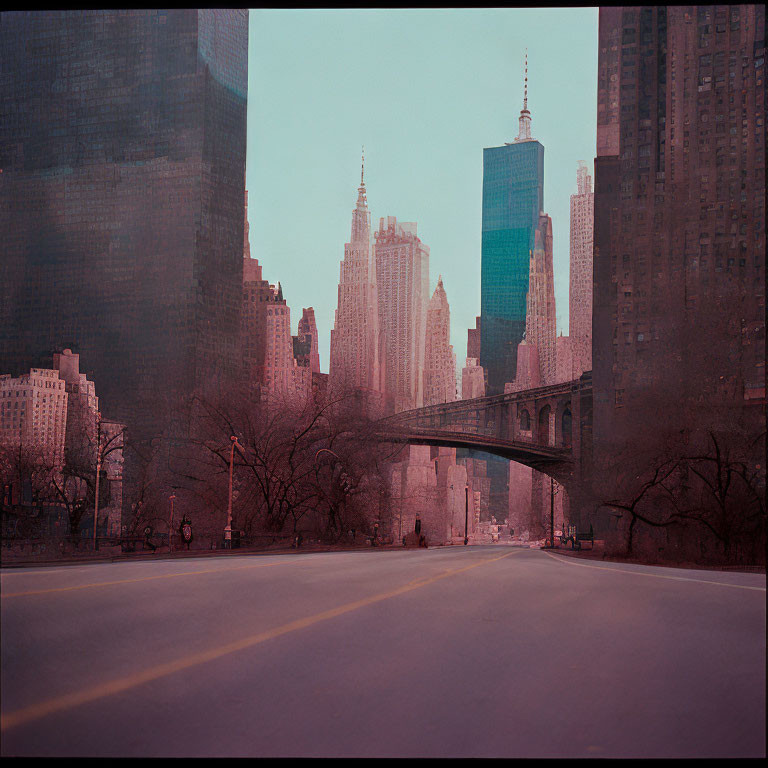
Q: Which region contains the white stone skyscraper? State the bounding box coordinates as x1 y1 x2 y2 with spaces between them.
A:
263 283 295 397
0 369 68 468
423 276 457 406
525 213 557 385
375 216 430 412
329 152 381 395
569 161 594 378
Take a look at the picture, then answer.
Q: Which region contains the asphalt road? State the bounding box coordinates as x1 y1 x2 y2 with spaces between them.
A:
1 545 765 758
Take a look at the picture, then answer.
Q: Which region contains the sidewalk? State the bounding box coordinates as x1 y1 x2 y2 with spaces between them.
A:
0 539 408 569
546 540 765 574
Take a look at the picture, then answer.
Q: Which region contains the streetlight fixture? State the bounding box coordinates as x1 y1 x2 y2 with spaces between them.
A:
464 484 469 545
225 435 238 549
550 477 555 548
549 478 561 549
169 494 176 553
93 411 102 552
314 447 341 464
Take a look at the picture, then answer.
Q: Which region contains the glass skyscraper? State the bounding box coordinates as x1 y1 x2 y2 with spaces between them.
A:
0 10 249 437
480 77 544 395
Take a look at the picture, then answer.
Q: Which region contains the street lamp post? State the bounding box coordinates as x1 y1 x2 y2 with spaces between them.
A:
464 485 469 545
93 412 102 552
550 477 555 548
169 494 176 553
225 435 238 548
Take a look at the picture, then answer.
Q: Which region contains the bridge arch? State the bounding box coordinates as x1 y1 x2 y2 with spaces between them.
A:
561 406 573 448
374 376 592 496
537 404 552 447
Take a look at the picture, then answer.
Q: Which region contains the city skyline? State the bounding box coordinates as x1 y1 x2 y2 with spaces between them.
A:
1 8 764 759
245 8 599 372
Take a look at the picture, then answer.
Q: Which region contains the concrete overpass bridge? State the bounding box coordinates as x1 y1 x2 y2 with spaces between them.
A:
376 372 593 493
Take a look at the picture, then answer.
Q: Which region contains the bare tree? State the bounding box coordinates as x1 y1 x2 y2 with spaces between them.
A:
148 380 405 544
50 410 124 543
0 442 61 539
595 383 766 565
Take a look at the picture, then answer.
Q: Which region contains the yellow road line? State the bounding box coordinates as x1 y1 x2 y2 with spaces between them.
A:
1 557 321 598
540 550 766 592
1 568 92 577
0 549 519 732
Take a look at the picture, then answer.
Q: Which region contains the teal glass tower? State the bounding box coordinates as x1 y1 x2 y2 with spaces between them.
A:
480 60 544 395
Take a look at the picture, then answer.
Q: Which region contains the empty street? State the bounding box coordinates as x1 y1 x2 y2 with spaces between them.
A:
1 546 765 758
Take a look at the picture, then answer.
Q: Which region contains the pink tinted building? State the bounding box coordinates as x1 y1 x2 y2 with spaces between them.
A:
506 340 541 393
242 256 275 392
388 445 474 546
242 186 305 402
241 189 276 393
555 333 574 384
54 348 126 538
263 283 296 398
0 368 68 467
423 276 456 406
243 189 251 261
526 213 557 386
329 158 382 396
294 307 320 374
506 213 557 392
462 358 485 400
375 216 429 412
569 162 593 378
53 348 99 444
466 316 481 360
461 317 485 399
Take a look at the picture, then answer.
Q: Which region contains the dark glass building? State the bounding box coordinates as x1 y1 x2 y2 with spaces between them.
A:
480 94 545 395
593 5 765 447
0 10 249 437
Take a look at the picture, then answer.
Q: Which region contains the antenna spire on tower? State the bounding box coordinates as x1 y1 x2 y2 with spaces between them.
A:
515 49 533 142
361 145 365 187
524 48 528 111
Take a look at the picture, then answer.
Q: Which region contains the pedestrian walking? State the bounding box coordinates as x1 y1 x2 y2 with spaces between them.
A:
143 525 156 553
415 515 421 535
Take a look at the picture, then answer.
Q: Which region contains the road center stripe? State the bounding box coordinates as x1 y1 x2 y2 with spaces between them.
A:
541 550 766 591
1 549 520 731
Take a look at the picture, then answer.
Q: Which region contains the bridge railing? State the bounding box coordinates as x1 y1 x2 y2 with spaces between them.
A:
375 426 571 461
382 376 588 424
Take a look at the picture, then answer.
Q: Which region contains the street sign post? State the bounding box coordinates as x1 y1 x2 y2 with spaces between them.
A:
180 516 192 551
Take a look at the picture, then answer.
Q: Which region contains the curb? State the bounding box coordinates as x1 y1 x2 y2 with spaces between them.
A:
0 542 412 570
546 546 766 574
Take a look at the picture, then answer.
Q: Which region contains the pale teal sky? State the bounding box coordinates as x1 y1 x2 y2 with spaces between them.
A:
246 8 599 374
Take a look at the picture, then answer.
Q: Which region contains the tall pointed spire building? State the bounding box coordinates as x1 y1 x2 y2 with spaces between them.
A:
424 276 457 406
480 52 545 394
569 161 594 379
329 149 382 395
524 213 557 386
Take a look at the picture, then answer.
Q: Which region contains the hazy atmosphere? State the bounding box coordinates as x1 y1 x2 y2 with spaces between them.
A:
2 6 764 759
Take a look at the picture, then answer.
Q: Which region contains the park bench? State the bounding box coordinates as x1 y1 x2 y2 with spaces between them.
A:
559 524 594 551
